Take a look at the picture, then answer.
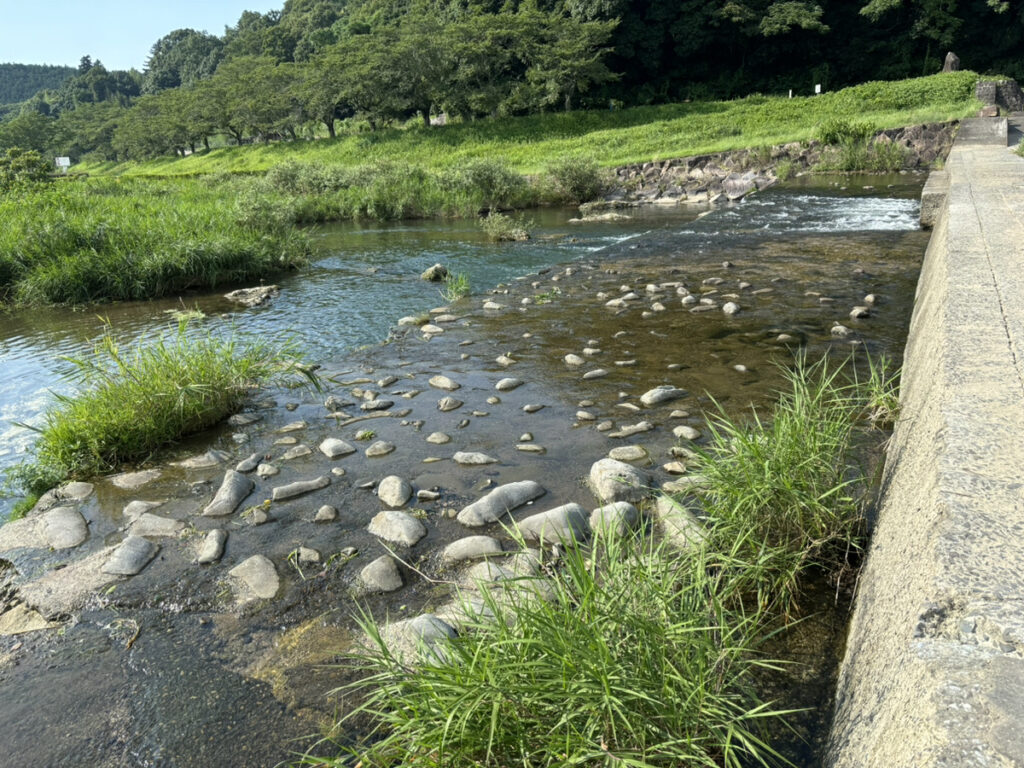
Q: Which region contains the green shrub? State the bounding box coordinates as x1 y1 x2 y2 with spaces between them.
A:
815 118 876 145
546 155 610 204
439 271 470 302
479 211 531 241
0 147 51 190
12 321 316 493
454 159 529 211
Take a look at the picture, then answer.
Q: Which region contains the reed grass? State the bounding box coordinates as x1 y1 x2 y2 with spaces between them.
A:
11 320 316 495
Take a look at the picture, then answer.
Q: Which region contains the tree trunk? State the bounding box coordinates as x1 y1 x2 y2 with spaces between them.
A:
325 120 336 138
203 136 210 151
421 108 431 127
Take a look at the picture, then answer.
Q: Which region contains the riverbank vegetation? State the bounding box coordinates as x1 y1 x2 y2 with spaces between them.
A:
308 357 884 767
10 321 315 498
0 177 310 305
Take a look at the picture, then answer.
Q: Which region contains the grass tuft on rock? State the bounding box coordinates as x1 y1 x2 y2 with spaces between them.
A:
12 320 316 495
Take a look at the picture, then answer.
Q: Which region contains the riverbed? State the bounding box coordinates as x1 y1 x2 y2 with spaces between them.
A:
0 174 928 766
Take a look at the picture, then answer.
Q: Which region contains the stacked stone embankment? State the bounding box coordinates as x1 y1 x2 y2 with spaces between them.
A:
828 118 1024 766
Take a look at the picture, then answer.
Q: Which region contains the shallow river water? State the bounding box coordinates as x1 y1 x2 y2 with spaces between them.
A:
0 174 929 766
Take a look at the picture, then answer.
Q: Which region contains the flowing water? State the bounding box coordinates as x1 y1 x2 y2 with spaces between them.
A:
0 174 930 766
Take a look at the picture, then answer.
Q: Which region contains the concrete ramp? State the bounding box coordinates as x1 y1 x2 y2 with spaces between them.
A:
829 121 1024 766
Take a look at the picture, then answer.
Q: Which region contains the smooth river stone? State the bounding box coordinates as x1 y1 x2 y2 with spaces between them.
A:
654 496 707 551
607 421 654 439
360 399 394 411
109 468 161 490
589 501 640 537
365 440 396 457
453 451 498 466
128 513 185 538
235 453 261 473
359 555 404 593
429 375 461 391
588 458 650 504
582 369 609 380
173 449 232 469
122 500 163 521
202 470 254 517
380 614 456 664
426 432 451 445
319 438 356 458
43 507 88 550
639 385 687 407
197 529 227 564
368 510 427 547
272 475 330 501
229 555 280 599
103 536 160 576
441 535 504 564
281 444 313 460
608 445 648 462
673 425 702 441
516 503 590 543
421 324 445 334
457 480 546 527
437 397 463 412
378 476 413 508
495 378 523 391
564 354 585 366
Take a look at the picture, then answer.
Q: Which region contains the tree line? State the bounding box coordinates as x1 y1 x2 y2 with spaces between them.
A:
0 0 1020 163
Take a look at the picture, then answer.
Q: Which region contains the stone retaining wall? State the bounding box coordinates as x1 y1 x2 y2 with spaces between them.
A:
604 122 958 206
827 118 1024 767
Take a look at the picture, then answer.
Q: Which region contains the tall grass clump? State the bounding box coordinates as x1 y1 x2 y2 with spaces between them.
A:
318 532 789 768
12 320 316 495
439 271 470 303
546 155 610 203
691 357 872 615
479 211 532 241
0 178 310 306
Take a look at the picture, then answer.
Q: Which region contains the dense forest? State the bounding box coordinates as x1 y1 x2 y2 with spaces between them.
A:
0 63 76 106
0 0 1019 163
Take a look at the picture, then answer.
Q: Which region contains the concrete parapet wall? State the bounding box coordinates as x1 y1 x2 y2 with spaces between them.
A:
828 119 1024 766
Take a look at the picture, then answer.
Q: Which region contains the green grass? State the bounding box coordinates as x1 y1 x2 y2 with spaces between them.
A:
0 177 310 305
82 72 981 179
10 320 316 495
304 356 884 767
439 271 470 303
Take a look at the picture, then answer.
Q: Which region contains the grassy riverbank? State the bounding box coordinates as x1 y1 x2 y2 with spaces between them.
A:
307 358 890 767
83 72 981 179
9 322 314 502
0 178 310 305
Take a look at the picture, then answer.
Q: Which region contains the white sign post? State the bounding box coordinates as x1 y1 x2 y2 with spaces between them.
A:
814 84 822 95
55 157 71 174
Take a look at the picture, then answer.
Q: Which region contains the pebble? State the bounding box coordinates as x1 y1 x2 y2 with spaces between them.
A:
457 480 546 527
429 375 461 391
588 458 650 504
453 451 498 466
256 463 279 478
319 438 356 459
271 475 330 501
486 396 500 405
495 355 515 366
564 354 585 366
315 505 338 522
235 453 261 473
103 536 160 576
426 432 451 445
722 302 741 315
203 470 254 517
577 411 596 420
229 555 280 599
128 513 185 538
281 444 313 461
850 305 871 318
831 324 853 338
596 421 614 432
589 502 639 537
366 441 396 457
639 385 687 407
608 421 653 438
378 476 413 508
438 397 463 412
441 536 504 565
673 425 702 441
516 444 546 453
583 369 609 380
368 510 427 547
608 446 648 462
360 399 394 411
417 489 440 501
277 421 307 433
274 437 298 446
197 529 227 564
523 403 545 413
495 378 523 391
669 409 689 419
663 461 688 475
516 503 590 543
421 324 445 334
582 347 602 356
227 413 262 427
360 556 404 593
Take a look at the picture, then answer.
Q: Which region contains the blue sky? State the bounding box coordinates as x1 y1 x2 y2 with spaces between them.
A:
0 0 283 71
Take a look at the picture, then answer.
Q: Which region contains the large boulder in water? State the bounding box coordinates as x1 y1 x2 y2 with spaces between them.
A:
421 263 449 282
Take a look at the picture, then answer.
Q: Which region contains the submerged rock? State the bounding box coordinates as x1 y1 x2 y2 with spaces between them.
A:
224 285 279 307
42 507 88 550
197 529 227 564
103 536 160 576
229 555 280 599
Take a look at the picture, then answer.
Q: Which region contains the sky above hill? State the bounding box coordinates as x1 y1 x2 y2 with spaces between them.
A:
0 0 282 71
